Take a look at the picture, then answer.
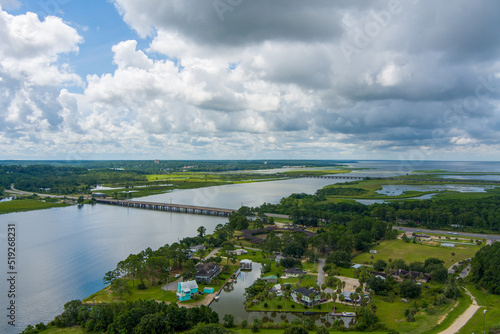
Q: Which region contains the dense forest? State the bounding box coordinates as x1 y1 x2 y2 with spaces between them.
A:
21 300 221 334
470 242 500 294
0 165 148 194
0 160 348 173
256 191 500 232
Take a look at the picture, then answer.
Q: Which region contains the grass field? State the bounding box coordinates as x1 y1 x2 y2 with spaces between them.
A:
354 239 479 268
456 285 500 334
318 178 500 201
0 198 70 214
38 327 83 334
373 292 468 334
247 298 351 314
83 282 178 304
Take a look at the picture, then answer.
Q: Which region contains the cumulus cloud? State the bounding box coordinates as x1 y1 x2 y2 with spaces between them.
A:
2 1 500 159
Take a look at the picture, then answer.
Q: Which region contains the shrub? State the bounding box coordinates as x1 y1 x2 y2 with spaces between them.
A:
137 282 147 290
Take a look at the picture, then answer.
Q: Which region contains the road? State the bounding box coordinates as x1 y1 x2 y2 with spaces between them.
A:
6 186 91 200
317 258 326 286
394 226 500 242
203 247 221 260
438 287 480 334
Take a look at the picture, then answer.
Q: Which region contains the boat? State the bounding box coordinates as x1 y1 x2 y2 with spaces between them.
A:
214 295 220 301
303 311 316 315
329 312 344 316
342 312 356 317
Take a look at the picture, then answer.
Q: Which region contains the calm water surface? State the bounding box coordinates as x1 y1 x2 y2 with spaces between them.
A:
0 205 224 333
0 177 343 333
210 263 354 328
2 160 500 332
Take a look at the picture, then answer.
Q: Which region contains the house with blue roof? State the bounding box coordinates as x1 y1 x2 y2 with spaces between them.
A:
177 280 199 301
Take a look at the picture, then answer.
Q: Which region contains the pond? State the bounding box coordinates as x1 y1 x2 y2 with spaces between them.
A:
210 263 355 328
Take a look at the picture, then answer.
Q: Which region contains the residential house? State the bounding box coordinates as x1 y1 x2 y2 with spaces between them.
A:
341 291 362 303
261 275 278 284
240 259 253 270
391 269 431 283
291 287 321 306
272 284 283 296
177 280 199 301
284 268 306 278
195 262 221 284
229 249 248 256
190 244 205 253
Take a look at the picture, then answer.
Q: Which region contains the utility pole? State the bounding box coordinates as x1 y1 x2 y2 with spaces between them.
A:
483 309 487 334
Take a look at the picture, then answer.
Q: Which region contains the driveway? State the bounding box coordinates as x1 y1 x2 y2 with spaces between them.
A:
317 258 326 286
162 278 182 291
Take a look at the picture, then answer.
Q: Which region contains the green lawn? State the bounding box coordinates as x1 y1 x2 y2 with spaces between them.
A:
0 198 70 214
38 326 83 334
354 239 480 268
247 297 354 314
83 282 178 304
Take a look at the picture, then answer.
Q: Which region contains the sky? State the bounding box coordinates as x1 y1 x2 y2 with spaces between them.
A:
0 0 499 161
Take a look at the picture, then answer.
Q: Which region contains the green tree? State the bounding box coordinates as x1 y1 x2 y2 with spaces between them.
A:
373 259 387 271
103 270 119 285
223 314 235 328
283 325 309 334
399 279 422 299
197 226 207 238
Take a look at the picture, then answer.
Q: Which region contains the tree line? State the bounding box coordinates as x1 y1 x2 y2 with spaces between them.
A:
255 190 500 232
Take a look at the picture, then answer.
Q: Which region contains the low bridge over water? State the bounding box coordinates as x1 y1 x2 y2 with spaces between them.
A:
96 198 234 216
304 175 366 180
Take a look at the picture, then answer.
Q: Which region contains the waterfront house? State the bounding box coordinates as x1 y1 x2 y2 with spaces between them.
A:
177 281 199 301
240 259 253 270
284 268 306 277
261 275 278 284
190 244 205 253
195 262 221 284
272 284 284 296
229 249 248 256
291 287 321 306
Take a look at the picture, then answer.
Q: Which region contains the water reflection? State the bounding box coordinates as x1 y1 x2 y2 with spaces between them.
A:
209 263 355 328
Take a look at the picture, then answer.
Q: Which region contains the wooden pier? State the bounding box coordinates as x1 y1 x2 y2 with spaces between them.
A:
96 198 234 216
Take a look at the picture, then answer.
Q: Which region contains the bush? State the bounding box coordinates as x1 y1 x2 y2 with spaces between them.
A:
240 320 248 328
277 304 282 309
137 282 147 290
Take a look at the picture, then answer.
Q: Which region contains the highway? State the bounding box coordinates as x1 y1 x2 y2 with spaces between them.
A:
393 226 500 243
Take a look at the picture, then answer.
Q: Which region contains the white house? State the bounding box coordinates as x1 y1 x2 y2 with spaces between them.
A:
240 259 253 270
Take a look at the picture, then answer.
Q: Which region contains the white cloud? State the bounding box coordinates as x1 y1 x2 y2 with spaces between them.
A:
2 1 500 160
0 8 83 86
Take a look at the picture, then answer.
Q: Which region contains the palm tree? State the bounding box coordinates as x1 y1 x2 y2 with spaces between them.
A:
284 289 291 309
350 292 359 313
339 294 345 310
297 292 303 305
332 292 337 312
309 292 317 306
